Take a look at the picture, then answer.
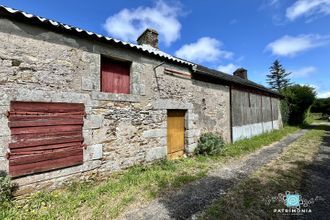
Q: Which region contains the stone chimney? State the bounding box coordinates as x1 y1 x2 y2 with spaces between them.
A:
233 68 248 80
137 28 159 48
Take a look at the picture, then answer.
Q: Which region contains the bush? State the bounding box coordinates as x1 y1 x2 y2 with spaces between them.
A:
311 98 330 115
0 171 14 204
195 133 225 156
280 99 290 125
282 85 316 125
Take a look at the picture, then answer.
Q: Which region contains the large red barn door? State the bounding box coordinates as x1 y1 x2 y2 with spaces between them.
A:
8 101 85 177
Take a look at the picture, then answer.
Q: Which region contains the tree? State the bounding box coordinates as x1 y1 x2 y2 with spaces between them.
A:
282 85 316 125
311 98 330 116
266 60 291 91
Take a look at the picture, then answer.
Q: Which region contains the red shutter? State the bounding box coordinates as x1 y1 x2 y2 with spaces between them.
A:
101 58 130 94
8 101 85 177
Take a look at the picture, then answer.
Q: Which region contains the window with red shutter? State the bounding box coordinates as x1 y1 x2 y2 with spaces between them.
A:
101 57 131 94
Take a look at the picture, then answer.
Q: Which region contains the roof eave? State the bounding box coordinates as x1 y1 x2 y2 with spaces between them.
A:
193 65 283 98
0 5 193 67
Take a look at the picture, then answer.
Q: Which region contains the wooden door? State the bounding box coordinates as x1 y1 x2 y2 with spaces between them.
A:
8 101 85 177
167 110 185 159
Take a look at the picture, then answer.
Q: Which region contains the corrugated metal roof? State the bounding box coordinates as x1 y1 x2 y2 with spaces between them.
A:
0 5 281 97
0 5 194 66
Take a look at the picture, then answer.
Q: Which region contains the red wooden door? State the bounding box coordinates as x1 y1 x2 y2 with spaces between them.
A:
8 101 85 177
101 59 130 94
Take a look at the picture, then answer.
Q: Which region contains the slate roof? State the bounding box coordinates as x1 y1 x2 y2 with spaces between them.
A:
195 66 282 96
0 5 281 97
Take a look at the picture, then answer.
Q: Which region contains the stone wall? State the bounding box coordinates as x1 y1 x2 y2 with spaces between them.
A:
0 18 230 194
154 67 231 144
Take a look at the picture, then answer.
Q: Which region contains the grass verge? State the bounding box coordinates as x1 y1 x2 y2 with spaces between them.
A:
201 126 325 220
308 112 329 124
0 126 299 220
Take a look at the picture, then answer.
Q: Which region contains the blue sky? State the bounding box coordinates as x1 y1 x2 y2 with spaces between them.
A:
1 0 329 97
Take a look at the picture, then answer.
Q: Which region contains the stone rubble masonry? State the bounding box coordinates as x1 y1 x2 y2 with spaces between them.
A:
145 147 166 162
137 28 159 48
85 115 104 129
84 144 103 161
0 157 8 174
0 18 231 194
142 129 167 138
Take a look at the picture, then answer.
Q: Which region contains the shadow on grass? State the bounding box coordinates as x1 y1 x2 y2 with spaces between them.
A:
201 125 330 219
297 124 330 219
159 176 236 219
155 125 330 219
158 157 329 219
304 123 330 132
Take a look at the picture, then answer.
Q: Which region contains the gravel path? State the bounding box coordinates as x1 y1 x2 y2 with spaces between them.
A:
298 123 330 220
120 129 307 220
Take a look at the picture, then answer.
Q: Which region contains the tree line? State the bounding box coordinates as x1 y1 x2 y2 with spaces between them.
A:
266 60 319 125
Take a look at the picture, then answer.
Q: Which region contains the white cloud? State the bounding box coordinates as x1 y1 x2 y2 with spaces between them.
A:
175 37 233 63
291 66 317 78
266 34 330 57
286 0 330 21
318 91 330 98
103 0 182 46
217 63 240 74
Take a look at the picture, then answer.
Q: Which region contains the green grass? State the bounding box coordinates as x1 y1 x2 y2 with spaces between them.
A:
307 112 329 124
201 126 325 220
0 126 299 220
1 161 209 220
221 126 299 157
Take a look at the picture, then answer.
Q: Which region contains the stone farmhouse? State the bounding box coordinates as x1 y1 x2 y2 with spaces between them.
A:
0 6 282 194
